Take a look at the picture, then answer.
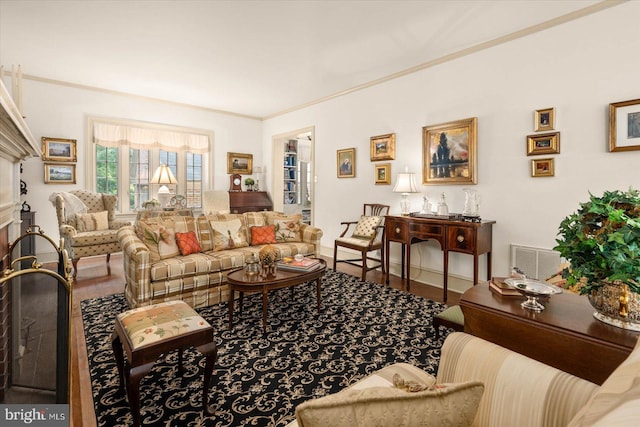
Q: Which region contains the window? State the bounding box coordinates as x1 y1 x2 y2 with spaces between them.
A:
89 119 211 213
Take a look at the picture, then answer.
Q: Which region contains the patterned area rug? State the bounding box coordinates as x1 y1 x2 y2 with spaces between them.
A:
81 269 449 426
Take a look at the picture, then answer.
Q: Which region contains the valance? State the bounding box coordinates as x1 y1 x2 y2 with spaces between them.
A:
92 121 210 154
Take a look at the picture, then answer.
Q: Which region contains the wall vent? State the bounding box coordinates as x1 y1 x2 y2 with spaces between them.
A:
510 244 561 280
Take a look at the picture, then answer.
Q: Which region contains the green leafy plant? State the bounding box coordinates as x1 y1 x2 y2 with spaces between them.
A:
554 188 640 294
244 178 255 186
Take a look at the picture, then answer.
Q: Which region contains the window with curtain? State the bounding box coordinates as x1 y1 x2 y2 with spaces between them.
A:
90 119 211 213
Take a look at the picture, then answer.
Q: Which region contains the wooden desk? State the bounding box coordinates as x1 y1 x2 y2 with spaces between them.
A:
229 191 273 213
384 215 495 302
460 284 640 385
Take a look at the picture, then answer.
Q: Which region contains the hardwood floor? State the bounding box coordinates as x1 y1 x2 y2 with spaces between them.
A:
70 253 461 427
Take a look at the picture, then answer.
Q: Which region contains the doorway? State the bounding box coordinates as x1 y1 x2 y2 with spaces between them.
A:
272 127 314 225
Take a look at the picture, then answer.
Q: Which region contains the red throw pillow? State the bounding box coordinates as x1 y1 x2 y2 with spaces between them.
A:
251 225 277 245
175 231 202 256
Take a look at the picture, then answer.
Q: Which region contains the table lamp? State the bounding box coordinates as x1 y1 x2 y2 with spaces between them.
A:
150 164 177 207
393 169 419 216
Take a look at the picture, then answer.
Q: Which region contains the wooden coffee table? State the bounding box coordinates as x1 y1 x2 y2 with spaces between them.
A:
227 259 327 332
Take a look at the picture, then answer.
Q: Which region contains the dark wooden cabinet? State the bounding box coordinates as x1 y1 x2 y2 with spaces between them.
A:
229 191 273 213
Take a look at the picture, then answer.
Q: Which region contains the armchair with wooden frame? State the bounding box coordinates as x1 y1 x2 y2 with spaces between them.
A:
333 204 390 280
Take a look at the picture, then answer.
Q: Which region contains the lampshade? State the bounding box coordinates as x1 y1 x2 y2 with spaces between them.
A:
150 164 178 185
393 172 419 216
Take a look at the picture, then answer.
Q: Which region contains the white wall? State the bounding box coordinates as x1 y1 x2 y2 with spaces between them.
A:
17 79 262 254
262 2 640 291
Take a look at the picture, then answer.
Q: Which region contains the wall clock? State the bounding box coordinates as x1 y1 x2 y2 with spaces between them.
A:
229 174 242 192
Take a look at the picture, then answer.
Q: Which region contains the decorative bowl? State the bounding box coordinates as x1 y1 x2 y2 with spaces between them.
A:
505 278 563 312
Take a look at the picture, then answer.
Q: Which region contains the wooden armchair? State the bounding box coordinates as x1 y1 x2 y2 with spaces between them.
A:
333 204 390 280
54 190 130 277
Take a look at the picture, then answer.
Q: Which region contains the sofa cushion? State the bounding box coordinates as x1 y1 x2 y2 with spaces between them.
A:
568 336 640 427
251 225 277 245
175 231 202 256
266 213 303 243
295 362 483 427
76 210 109 232
136 220 180 261
209 217 249 251
68 229 120 247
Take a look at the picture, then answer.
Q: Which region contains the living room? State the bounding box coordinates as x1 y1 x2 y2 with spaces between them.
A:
1 0 640 425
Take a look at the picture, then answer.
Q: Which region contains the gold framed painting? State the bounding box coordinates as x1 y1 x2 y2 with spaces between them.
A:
609 98 640 152
374 163 391 185
526 132 560 155
534 107 555 132
227 152 253 174
370 133 396 161
44 163 76 184
337 148 355 178
422 117 477 185
42 137 77 162
531 158 555 177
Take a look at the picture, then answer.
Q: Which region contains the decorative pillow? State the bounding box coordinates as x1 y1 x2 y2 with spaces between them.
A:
209 218 249 251
267 213 302 242
135 219 180 261
175 231 202 256
351 215 382 239
251 225 277 245
76 210 109 232
295 380 484 427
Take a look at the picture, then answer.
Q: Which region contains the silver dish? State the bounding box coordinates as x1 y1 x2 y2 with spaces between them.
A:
505 278 562 312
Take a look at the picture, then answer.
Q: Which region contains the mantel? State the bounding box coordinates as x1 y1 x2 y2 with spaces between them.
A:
0 79 39 162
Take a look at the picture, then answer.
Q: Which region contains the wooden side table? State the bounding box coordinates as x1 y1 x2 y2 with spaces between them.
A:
460 283 640 385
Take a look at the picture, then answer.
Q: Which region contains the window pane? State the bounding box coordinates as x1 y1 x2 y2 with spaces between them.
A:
129 148 150 210
185 152 202 208
96 145 118 195
161 150 178 178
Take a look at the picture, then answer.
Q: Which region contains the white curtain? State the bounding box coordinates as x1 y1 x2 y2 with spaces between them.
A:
93 121 209 153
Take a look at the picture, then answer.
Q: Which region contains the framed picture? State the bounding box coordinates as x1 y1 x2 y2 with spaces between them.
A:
44 163 76 184
609 98 640 152
370 133 396 161
534 107 555 132
374 163 391 185
531 158 555 177
42 137 77 162
422 117 477 185
526 132 560 155
227 152 253 174
337 148 355 178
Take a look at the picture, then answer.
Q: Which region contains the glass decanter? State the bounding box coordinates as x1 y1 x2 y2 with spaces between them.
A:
462 188 479 217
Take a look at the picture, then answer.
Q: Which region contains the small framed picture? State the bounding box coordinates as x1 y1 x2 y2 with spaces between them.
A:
374 163 391 185
227 152 253 174
370 133 396 161
42 137 77 162
526 132 560 156
44 163 76 184
609 98 640 152
337 148 355 178
531 158 554 178
534 107 555 132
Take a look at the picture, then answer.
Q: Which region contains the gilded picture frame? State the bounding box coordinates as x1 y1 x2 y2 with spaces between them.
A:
42 137 77 162
534 107 555 132
370 133 396 161
227 152 253 174
337 148 355 178
531 158 555 178
609 98 640 152
422 117 477 185
526 132 560 156
374 163 391 185
44 163 76 184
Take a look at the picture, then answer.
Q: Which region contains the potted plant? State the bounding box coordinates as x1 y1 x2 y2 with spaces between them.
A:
244 177 255 191
554 188 640 330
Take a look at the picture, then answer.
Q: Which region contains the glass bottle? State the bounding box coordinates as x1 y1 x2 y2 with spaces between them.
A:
437 193 449 216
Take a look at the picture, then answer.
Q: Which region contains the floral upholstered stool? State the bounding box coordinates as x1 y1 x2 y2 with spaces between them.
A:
111 300 217 427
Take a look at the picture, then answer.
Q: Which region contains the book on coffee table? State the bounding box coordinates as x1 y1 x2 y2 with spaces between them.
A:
489 276 521 297
277 257 322 272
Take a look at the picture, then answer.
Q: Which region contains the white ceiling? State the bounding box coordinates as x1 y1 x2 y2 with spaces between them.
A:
0 0 614 119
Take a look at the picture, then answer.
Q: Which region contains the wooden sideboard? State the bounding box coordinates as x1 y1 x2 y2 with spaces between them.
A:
460 283 640 385
384 215 495 302
229 191 273 213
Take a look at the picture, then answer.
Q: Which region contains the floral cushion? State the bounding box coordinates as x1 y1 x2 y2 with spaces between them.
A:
76 210 109 232
351 215 382 239
209 217 249 251
175 231 202 256
267 213 302 242
136 220 180 261
117 300 211 350
251 225 277 245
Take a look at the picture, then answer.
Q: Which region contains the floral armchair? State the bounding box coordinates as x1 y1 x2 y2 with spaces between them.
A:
54 190 130 277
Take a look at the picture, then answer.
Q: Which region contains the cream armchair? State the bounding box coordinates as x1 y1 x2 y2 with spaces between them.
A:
54 190 130 277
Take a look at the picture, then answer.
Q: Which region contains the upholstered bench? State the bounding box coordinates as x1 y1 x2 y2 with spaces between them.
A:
433 305 464 339
111 300 217 427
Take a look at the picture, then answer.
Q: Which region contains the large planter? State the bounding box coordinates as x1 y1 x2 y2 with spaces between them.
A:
588 281 640 331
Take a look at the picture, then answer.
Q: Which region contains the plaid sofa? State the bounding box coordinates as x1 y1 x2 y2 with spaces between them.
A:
118 211 323 309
